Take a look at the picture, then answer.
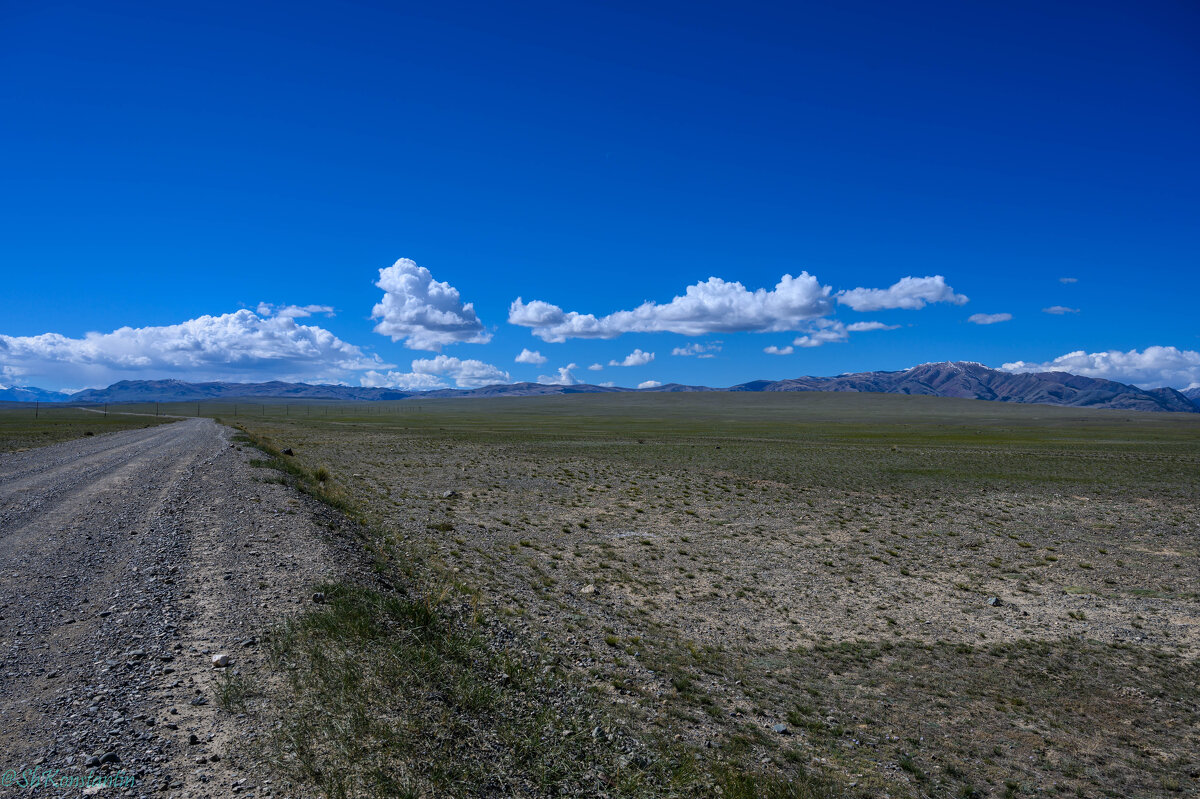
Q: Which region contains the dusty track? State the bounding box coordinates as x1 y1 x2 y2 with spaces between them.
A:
0 419 347 797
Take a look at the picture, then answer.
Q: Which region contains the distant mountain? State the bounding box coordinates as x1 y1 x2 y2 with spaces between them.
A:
732 362 1197 413
67 379 411 403
1183 386 1200 408
28 363 1199 413
0 385 74 403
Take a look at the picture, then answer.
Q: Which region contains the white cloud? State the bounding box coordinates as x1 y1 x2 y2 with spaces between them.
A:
514 348 547 365
1059 277 1078 284
538 364 581 385
1001 346 1200 388
256 303 335 319
599 381 616 387
0 308 387 389
671 342 722 358
587 363 604 371
637 380 662 389
765 318 900 352
371 258 490 351
509 273 833 341
357 356 510 390
792 319 850 348
411 355 509 387
359 370 447 391
1042 306 1080 315
609 348 655 367
967 313 1013 325
837 276 968 311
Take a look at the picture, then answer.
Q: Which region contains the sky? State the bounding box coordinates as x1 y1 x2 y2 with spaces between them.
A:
2 0 1198 392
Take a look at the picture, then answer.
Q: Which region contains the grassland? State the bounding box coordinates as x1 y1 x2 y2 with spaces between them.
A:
0 403 175 452
218 393 1199 797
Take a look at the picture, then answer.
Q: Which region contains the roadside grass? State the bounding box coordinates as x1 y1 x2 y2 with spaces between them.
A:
242 427 837 798
232 426 360 520
0 405 175 452
261 581 836 798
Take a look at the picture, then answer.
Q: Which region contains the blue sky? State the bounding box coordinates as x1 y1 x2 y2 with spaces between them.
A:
2 0 1198 391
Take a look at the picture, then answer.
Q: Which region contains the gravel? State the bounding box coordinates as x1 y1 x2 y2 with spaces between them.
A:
0 418 351 797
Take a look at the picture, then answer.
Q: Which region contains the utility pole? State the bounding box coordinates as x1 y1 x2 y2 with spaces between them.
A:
35 401 39 420
155 402 159 417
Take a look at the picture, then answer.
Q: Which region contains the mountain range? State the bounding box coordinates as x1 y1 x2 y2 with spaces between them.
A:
3 363 1197 412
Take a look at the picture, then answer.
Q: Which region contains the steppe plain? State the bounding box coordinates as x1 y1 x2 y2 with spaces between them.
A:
2 393 1198 798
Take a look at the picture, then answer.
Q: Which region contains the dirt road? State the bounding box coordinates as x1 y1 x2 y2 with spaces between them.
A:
0 419 346 797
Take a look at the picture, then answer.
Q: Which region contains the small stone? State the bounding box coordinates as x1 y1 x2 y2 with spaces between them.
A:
210 753 221 763
986 596 1003 607
580 584 595 595
211 653 231 668
772 723 790 735
312 592 326 604
99 752 120 765
282 448 294 456
442 490 460 499
84 755 101 768
188 733 201 745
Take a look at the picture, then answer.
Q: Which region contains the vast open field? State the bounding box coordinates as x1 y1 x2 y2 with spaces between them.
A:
90 393 1197 797
0 403 175 452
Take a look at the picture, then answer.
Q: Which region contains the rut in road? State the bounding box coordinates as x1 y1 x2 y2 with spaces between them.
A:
0 418 358 798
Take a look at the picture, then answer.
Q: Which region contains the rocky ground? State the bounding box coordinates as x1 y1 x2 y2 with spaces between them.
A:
0 419 358 798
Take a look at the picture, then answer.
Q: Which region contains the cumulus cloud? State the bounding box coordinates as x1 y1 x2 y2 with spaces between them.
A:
538 364 581 385
637 380 662 389
587 363 604 371
361 356 510 390
967 313 1013 325
671 342 721 358
764 345 794 355
359 370 447 391
1043 306 1080 315
609 349 654 367
846 321 900 332
0 309 387 389
1001 346 1200 388
412 355 509 387
514 348 547 365
837 276 968 311
371 258 490 351
1059 277 1078 284
509 274 833 342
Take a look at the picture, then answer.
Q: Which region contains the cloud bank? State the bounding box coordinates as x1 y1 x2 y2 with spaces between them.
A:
1002 346 1200 388
0 307 386 389
371 258 491 351
509 274 833 341
361 355 511 389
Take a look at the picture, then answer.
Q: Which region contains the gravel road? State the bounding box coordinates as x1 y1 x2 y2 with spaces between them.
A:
0 419 350 797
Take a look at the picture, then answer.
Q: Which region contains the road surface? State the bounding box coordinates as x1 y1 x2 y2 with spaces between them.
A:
0 419 345 797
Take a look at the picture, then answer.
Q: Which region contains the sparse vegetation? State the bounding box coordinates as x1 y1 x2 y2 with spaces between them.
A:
225 393 1199 797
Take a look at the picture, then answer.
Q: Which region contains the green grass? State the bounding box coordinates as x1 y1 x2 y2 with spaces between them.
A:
0 404 175 452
